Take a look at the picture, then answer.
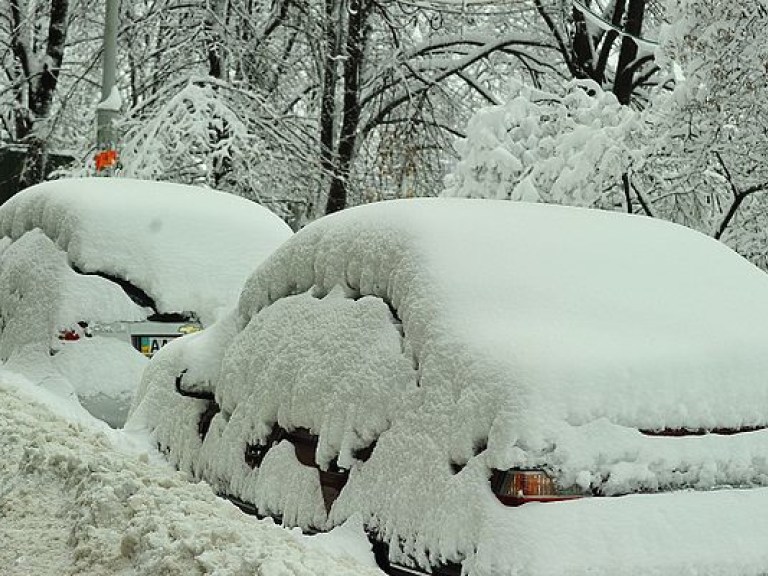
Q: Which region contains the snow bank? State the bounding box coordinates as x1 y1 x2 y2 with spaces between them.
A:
52 337 148 427
0 382 382 576
131 198 768 573
469 489 768 576
0 178 292 324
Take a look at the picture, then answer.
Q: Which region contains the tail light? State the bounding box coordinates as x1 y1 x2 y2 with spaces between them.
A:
491 468 583 506
58 328 80 341
57 322 91 342
510 470 555 497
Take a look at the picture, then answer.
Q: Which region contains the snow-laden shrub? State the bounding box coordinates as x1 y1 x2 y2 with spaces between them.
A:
443 79 642 209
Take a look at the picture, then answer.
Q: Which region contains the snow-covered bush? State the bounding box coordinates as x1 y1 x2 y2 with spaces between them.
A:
119 82 251 186
445 2 768 270
443 79 641 209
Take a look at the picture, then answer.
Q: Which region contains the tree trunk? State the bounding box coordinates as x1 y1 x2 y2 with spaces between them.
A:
206 0 232 187
18 137 47 189
594 0 625 84
206 0 228 81
325 0 367 214
11 0 70 187
570 6 594 79
613 0 645 105
318 0 342 214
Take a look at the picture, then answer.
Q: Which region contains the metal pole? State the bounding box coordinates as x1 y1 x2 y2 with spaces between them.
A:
96 0 119 161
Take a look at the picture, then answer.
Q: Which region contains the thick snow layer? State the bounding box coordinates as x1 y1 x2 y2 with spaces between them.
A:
52 337 148 427
0 380 383 576
130 198 768 573
0 178 291 425
96 85 122 111
0 177 292 324
0 228 147 423
467 489 768 576
0 229 146 361
0 364 114 429
293 514 380 570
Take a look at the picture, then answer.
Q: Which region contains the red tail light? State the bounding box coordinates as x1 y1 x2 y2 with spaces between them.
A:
58 329 80 341
57 322 91 342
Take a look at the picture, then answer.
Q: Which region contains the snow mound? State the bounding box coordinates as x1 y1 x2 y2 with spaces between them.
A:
52 337 148 427
0 382 383 576
131 198 768 573
0 178 292 324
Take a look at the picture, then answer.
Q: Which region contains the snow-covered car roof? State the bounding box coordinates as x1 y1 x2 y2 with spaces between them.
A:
238 198 768 433
0 178 293 323
130 198 768 575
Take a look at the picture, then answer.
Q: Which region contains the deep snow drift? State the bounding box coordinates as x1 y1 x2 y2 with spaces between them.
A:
131 198 768 574
0 377 382 576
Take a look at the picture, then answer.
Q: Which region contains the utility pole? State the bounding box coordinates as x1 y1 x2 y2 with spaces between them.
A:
95 0 120 173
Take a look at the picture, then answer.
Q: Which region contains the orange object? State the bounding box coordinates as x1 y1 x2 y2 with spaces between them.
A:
491 468 584 506
95 149 118 171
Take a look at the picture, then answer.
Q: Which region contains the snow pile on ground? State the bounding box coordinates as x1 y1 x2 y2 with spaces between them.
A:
130 198 768 573
468 489 768 576
52 337 148 427
0 178 293 324
0 379 382 576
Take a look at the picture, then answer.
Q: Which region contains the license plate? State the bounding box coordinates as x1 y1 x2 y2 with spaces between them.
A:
134 335 179 357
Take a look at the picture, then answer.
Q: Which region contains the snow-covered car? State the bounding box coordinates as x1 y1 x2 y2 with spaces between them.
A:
0 178 292 427
129 199 768 576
